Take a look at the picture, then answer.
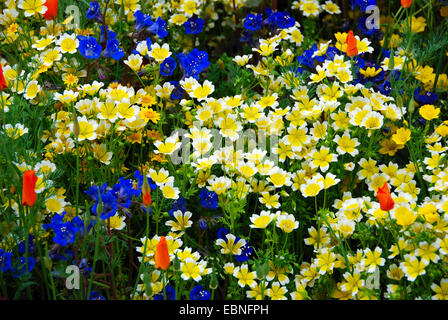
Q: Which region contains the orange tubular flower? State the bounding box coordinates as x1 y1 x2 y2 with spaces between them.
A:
43 0 58 20
376 182 395 211
0 63 7 91
346 30 358 57
401 0 412 8
22 170 38 207
154 236 170 271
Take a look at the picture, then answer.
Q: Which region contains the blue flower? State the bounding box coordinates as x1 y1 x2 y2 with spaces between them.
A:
92 190 118 219
77 258 92 277
235 244 254 262
351 0 377 12
217 228 230 240
160 56 177 76
414 87 438 105
240 30 255 43
102 39 125 60
244 13 262 31
147 17 168 38
190 284 211 300
53 222 79 247
100 25 117 42
134 10 153 31
169 81 184 100
89 291 107 300
199 189 218 210
78 36 102 59
296 44 318 69
184 17 204 35
0 249 13 272
275 11 295 29
134 170 157 190
168 196 187 216
86 1 102 22
112 177 141 209
12 257 35 278
358 16 383 40
18 235 35 255
153 285 176 300
177 49 210 79
198 218 207 230
84 182 109 202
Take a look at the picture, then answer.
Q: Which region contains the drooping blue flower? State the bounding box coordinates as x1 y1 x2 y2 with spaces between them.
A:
414 87 438 105
358 16 383 40
78 36 102 59
160 56 177 76
199 189 218 210
377 80 391 95
153 285 176 300
84 182 109 202
244 13 262 31
100 25 117 42
102 38 125 60
190 284 211 300
296 43 318 69
77 258 92 277
86 1 102 22
147 17 168 38
0 249 13 272
198 218 207 230
134 10 153 31
184 17 204 35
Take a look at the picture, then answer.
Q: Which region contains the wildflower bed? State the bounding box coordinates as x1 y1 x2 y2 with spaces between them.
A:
0 0 448 301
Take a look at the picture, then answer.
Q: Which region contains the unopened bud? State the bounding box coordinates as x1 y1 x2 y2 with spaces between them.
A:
72 114 80 138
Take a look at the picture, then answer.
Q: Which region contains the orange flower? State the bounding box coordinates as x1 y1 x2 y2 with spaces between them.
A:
376 182 395 211
0 63 7 91
154 236 170 270
345 30 358 57
401 0 412 8
142 175 152 207
43 0 58 20
22 170 38 207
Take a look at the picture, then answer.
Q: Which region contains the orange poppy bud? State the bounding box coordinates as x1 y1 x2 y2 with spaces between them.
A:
43 0 58 20
22 170 38 207
401 0 412 8
142 175 152 206
376 182 395 211
154 236 170 271
346 30 358 57
0 63 7 91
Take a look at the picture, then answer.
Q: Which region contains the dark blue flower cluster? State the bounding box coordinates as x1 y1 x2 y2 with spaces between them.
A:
85 175 142 219
43 212 85 247
168 196 187 217
199 189 218 210
241 8 295 43
134 10 168 38
153 285 176 300
351 0 377 12
160 57 177 76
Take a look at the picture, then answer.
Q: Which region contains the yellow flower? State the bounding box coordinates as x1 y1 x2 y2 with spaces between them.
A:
419 104 440 121
392 127 411 145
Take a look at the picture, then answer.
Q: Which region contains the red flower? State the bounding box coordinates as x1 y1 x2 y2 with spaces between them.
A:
0 63 7 91
346 30 358 57
43 0 58 20
376 182 395 211
154 236 170 271
401 0 412 8
22 170 38 207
